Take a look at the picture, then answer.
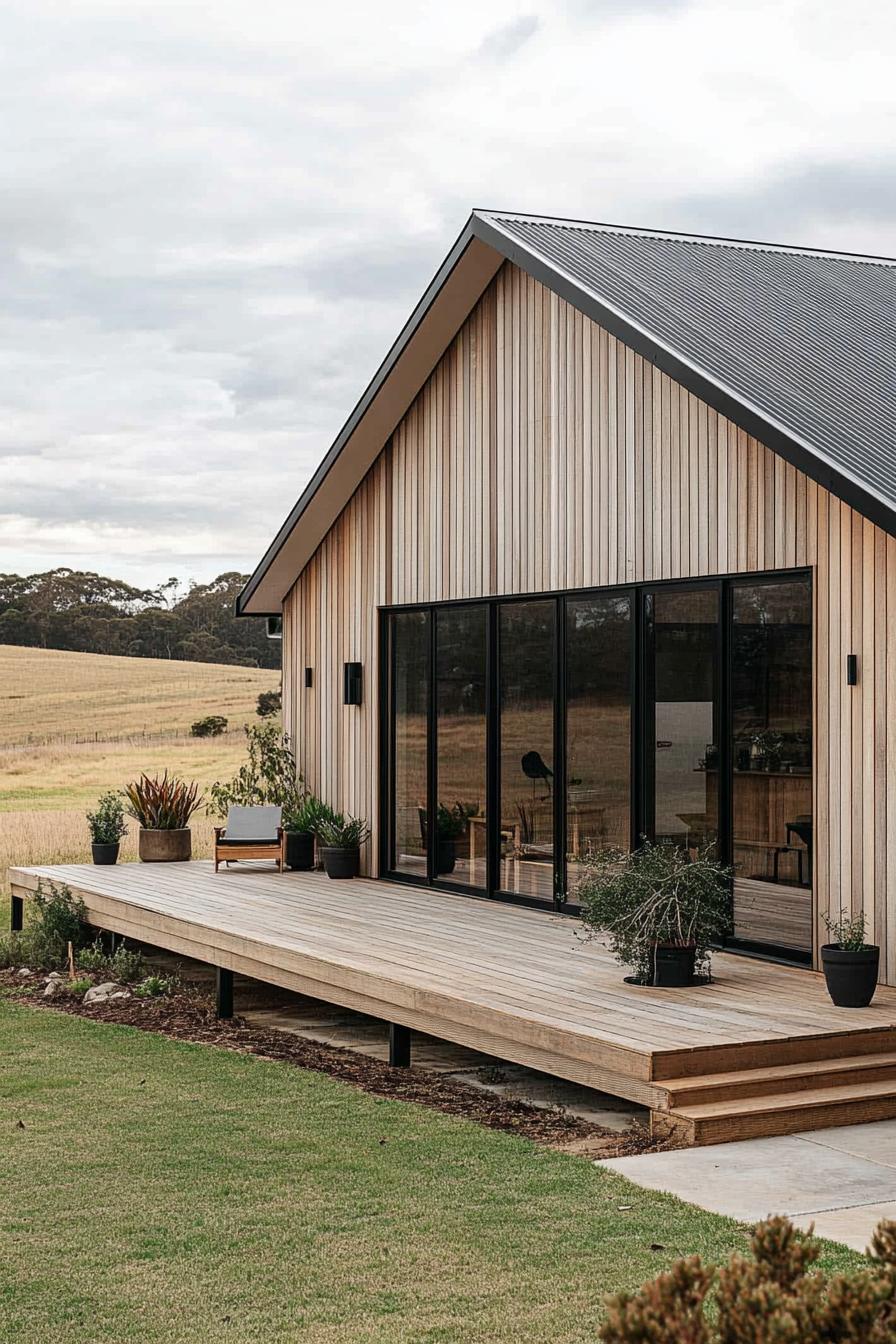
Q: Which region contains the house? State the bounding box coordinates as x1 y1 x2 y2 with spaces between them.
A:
239 209 896 983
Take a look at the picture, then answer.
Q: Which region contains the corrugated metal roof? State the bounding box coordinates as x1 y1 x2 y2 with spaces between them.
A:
480 211 896 521
239 210 896 613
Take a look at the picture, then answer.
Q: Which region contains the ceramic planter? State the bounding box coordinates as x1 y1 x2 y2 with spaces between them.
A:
138 827 192 863
91 841 120 866
319 845 360 879
821 944 879 1007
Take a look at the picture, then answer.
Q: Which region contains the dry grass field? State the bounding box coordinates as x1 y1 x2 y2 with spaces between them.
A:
0 645 279 913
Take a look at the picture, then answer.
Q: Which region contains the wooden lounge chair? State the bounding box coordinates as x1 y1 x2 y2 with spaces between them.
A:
214 805 286 873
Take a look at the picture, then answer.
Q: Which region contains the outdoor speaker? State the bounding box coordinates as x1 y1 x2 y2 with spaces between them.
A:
343 661 362 705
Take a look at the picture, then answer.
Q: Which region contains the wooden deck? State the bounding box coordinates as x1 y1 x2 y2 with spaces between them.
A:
12 861 896 1144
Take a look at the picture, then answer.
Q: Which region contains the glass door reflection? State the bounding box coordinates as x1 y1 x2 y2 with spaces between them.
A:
645 587 719 853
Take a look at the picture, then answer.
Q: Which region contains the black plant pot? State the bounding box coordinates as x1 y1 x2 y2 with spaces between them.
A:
435 839 456 876
286 831 315 871
320 846 360 879
91 842 120 866
821 944 880 1007
653 943 696 987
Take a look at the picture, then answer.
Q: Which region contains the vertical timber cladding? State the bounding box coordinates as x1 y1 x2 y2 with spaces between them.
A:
282 260 895 983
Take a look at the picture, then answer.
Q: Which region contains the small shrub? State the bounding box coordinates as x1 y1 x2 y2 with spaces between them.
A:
124 772 204 829
0 931 29 970
86 792 128 845
134 974 174 999
190 715 228 738
209 723 303 818
600 1214 896 1343
283 794 337 834
0 881 90 972
68 978 91 995
576 841 732 983
824 907 872 951
77 939 146 983
315 814 369 849
256 689 281 718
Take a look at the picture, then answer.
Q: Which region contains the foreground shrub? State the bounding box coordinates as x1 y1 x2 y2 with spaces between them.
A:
600 1215 896 1343
0 881 89 971
190 714 228 738
77 939 146 983
134 974 175 998
124 772 204 829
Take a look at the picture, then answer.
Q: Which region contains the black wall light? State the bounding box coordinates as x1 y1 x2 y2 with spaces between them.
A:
304 667 313 688
343 661 362 705
846 654 858 687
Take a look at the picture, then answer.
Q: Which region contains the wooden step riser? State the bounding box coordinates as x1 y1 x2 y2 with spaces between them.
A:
665 1062 896 1107
656 1093 896 1147
653 1028 896 1081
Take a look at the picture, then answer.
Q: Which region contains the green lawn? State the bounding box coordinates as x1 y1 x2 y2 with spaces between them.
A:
0 1004 860 1344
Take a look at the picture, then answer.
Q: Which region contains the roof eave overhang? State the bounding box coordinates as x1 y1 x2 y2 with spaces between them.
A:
238 210 896 616
236 218 505 615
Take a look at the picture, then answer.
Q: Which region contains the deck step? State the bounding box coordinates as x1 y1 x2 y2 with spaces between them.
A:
661 1052 896 1107
659 1076 896 1146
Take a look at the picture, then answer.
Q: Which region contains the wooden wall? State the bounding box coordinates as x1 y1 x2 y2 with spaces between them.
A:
283 261 896 981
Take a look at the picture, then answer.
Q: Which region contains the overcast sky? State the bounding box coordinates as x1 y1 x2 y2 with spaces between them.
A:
2 0 895 589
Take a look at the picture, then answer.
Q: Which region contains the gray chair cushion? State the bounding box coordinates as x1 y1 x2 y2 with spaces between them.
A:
224 805 282 842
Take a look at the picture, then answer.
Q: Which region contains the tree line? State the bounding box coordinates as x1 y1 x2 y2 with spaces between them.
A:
0 569 279 668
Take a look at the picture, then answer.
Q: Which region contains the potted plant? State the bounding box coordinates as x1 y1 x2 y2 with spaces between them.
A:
575 840 732 987
282 795 337 871
124 772 204 862
316 814 370 879
86 792 128 865
435 803 468 876
822 909 879 1007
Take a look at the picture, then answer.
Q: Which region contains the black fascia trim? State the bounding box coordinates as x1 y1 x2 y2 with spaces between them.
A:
471 215 896 543
236 215 491 617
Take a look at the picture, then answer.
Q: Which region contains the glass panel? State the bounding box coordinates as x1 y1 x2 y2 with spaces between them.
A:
731 578 812 954
434 605 487 886
566 593 632 889
390 610 429 878
499 600 555 901
649 587 719 851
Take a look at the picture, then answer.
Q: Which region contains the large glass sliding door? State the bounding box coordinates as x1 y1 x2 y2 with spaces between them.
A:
388 609 429 878
498 601 555 902
435 604 488 887
566 593 632 885
729 577 812 958
383 569 812 961
644 587 719 852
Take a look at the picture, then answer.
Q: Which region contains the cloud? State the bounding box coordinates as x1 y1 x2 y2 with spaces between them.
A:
477 15 540 63
1 0 895 588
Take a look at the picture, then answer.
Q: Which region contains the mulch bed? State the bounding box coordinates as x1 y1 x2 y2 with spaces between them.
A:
2 971 668 1159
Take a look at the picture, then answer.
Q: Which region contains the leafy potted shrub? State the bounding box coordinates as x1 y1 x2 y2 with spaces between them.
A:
316 814 370 879
282 795 337 871
86 791 128 865
124 772 204 862
576 840 732 986
822 908 879 1007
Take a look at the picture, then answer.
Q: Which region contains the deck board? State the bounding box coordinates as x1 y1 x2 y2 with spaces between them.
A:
11 862 896 1102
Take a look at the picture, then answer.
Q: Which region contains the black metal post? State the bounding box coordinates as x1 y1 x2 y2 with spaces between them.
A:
388 1023 411 1068
10 894 23 932
215 967 234 1019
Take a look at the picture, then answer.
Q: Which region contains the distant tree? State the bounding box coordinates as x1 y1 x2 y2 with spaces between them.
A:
191 715 228 738
256 689 282 718
0 568 279 669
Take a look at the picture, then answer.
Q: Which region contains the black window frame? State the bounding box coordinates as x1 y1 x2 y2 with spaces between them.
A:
379 566 812 960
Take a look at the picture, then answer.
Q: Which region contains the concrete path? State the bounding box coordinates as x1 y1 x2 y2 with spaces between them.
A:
599 1119 896 1251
